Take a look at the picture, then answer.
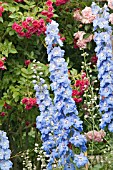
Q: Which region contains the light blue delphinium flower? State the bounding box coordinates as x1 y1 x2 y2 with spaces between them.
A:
34 20 88 170
92 3 113 131
108 121 113 132
74 153 88 168
0 130 13 170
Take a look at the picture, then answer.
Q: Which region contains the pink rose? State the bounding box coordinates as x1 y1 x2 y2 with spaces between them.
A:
26 17 33 23
74 31 93 49
56 0 69 6
22 21 28 29
73 9 82 21
18 31 25 37
85 130 106 142
81 7 93 18
108 0 113 9
76 40 87 49
46 0 53 7
74 31 85 40
81 7 96 24
12 22 22 33
109 13 113 24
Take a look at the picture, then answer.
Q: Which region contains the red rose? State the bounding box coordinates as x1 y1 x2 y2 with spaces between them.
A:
12 22 22 33
22 98 29 104
0 112 6 117
73 97 82 103
46 0 53 7
0 60 4 68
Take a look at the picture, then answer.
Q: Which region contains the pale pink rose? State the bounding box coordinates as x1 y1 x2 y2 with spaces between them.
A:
73 9 82 21
108 0 113 9
81 7 92 18
74 31 85 40
74 31 93 49
99 129 106 138
81 16 95 24
94 131 102 142
109 13 113 24
76 40 87 49
85 130 106 142
81 7 96 24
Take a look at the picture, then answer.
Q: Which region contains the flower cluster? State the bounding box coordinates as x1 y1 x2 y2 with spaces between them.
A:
12 17 46 38
92 3 113 132
73 7 96 24
74 31 93 49
85 130 106 142
0 4 4 17
0 130 13 170
21 97 37 110
41 0 54 22
34 20 88 169
72 72 89 103
55 0 69 6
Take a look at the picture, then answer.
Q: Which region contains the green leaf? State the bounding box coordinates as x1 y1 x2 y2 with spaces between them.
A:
92 164 103 170
10 48 18 54
84 24 91 31
21 68 28 75
0 17 3 23
9 30 15 36
9 6 16 12
87 42 92 50
2 50 8 57
83 33 91 39
67 24 72 29
13 92 20 102
0 100 4 112
9 13 16 19
53 14 59 18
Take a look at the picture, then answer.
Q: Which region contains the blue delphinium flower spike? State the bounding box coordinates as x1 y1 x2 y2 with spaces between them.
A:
0 130 13 170
92 3 113 132
34 20 88 169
